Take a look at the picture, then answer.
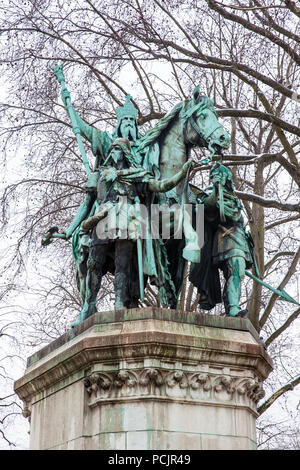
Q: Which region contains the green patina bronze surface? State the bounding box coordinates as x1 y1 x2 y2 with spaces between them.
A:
190 163 253 318
41 64 298 326
70 137 193 326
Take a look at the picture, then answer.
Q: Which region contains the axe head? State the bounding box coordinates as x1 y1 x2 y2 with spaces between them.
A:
41 226 59 246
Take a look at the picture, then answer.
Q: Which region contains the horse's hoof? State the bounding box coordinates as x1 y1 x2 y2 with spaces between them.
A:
71 311 88 327
71 317 83 327
236 309 248 318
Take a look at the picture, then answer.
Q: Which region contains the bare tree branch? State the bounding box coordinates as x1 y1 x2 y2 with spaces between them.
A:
235 191 300 213
260 245 300 328
258 376 300 415
206 0 300 65
265 307 300 347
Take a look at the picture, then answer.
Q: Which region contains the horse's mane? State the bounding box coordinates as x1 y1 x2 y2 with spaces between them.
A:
136 95 217 153
136 102 183 152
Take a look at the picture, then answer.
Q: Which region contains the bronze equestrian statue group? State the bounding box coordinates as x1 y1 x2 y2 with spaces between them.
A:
42 64 298 327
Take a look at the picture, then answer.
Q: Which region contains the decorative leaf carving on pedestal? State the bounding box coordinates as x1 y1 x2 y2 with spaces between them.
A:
237 378 266 403
84 372 112 395
114 370 136 389
213 375 236 395
190 373 211 391
166 370 188 389
83 368 265 407
139 368 164 387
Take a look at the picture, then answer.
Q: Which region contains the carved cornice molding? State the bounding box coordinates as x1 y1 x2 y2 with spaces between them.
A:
84 368 265 410
15 338 271 404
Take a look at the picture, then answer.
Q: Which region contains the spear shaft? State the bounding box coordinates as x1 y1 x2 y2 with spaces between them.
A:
134 196 144 302
245 270 300 305
53 62 91 176
218 181 226 222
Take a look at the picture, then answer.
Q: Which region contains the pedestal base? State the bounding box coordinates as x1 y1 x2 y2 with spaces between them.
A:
14 308 273 450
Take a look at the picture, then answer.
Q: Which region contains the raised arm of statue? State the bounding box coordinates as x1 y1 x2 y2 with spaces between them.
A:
148 159 194 193
60 88 93 141
61 88 111 156
63 191 95 240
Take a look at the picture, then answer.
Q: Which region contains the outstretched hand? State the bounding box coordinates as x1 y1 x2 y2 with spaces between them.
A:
198 156 212 166
183 158 195 171
41 227 66 246
101 167 118 182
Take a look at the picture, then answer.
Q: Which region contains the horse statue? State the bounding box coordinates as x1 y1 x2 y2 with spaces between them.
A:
136 86 230 305
139 86 230 179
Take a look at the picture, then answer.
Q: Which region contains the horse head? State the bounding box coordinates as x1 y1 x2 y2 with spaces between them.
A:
181 86 230 156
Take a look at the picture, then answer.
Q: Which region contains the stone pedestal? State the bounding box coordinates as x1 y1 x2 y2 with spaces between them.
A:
14 308 273 450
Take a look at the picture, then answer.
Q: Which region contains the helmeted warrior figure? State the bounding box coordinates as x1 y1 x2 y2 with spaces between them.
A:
190 162 253 318
60 94 144 303
61 91 142 166
70 138 193 325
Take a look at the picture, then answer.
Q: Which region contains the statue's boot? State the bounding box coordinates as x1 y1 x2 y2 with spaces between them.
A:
226 306 240 317
223 282 241 317
222 257 245 318
236 309 248 318
127 298 139 308
72 315 85 328
113 240 134 310
114 298 126 310
72 260 103 327
72 302 97 327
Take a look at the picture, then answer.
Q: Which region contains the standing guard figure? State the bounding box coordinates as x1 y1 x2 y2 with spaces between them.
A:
54 64 146 303
190 163 253 318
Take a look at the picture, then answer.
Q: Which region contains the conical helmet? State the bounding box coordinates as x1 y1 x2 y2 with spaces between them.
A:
112 95 141 141
116 95 138 122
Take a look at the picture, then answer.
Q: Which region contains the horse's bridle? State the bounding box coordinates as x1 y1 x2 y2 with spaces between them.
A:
189 114 224 145
180 98 224 147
